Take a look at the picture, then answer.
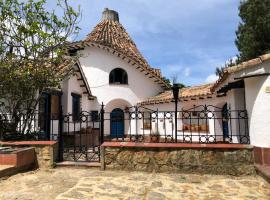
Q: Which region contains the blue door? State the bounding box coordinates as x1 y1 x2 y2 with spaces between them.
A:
110 108 124 139
222 103 229 139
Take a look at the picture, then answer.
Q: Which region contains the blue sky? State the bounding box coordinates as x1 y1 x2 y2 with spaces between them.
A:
49 0 241 86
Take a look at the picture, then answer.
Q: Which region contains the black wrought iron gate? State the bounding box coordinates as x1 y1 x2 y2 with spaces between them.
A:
58 110 101 162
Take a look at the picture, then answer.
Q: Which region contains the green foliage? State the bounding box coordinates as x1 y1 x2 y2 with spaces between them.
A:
235 0 270 61
0 0 81 134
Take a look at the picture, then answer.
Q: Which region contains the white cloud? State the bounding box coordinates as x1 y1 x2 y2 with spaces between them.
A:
205 74 218 83
183 67 191 77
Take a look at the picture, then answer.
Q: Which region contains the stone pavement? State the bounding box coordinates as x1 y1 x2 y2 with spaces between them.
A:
0 168 269 200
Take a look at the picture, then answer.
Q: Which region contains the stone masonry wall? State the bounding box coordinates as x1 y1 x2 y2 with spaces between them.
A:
33 143 58 168
104 147 255 175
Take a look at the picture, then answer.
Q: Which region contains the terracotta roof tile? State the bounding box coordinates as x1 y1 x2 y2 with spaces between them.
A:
212 53 270 91
139 83 214 105
85 19 149 67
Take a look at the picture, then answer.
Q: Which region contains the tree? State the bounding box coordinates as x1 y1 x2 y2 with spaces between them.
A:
0 0 80 137
235 0 270 62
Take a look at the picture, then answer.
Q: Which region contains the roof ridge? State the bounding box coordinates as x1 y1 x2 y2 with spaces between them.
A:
182 83 214 90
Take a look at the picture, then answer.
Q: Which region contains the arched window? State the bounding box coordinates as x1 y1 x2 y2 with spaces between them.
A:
109 68 128 84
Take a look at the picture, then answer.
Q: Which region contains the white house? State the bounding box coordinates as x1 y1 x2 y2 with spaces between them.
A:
33 8 270 161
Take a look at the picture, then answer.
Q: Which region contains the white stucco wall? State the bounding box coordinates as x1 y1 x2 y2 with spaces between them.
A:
219 60 270 147
79 47 164 111
245 75 270 147
50 74 96 136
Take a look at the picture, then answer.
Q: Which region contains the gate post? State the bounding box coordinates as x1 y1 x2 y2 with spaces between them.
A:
58 106 64 162
100 102 105 144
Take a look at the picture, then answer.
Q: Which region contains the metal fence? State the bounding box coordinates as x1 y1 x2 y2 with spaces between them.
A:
0 104 250 161
101 105 250 144
0 110 101 162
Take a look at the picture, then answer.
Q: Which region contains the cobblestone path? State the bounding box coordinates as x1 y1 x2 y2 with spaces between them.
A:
0 168 269 200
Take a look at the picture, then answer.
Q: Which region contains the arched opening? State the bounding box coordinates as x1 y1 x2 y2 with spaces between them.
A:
109 68 128 84
110 108 124 138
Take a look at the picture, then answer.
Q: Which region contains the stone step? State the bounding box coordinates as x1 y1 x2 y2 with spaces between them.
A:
56 161 101 168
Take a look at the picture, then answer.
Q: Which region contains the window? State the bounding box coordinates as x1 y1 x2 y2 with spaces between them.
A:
109 68 128 84
72 93 81 121
143 112 151 129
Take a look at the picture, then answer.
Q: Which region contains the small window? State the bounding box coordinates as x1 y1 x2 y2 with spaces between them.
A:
109 68 128 84
91 110 99 122
143 112 151 129
72 93 81 121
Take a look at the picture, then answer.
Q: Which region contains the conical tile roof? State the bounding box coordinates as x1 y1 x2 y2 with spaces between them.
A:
85 20 149 69
68 9 170 89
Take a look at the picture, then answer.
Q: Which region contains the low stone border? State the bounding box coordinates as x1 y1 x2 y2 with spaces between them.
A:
101 142 255 175
0 141 58 169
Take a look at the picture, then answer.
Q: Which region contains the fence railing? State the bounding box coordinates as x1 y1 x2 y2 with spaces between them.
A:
0 104 250 145
101 105 250 144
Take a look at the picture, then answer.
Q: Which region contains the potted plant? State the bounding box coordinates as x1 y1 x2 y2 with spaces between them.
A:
151 130 160 143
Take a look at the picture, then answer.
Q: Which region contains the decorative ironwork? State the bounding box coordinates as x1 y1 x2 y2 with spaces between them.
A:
102 104 250 144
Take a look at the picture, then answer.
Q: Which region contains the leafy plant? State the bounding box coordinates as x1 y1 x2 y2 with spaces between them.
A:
0 0 81 136
235 0 270 62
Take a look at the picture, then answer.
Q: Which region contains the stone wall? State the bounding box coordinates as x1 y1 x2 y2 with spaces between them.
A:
33 143 58 168
102 145 255 175
1 141 58 169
